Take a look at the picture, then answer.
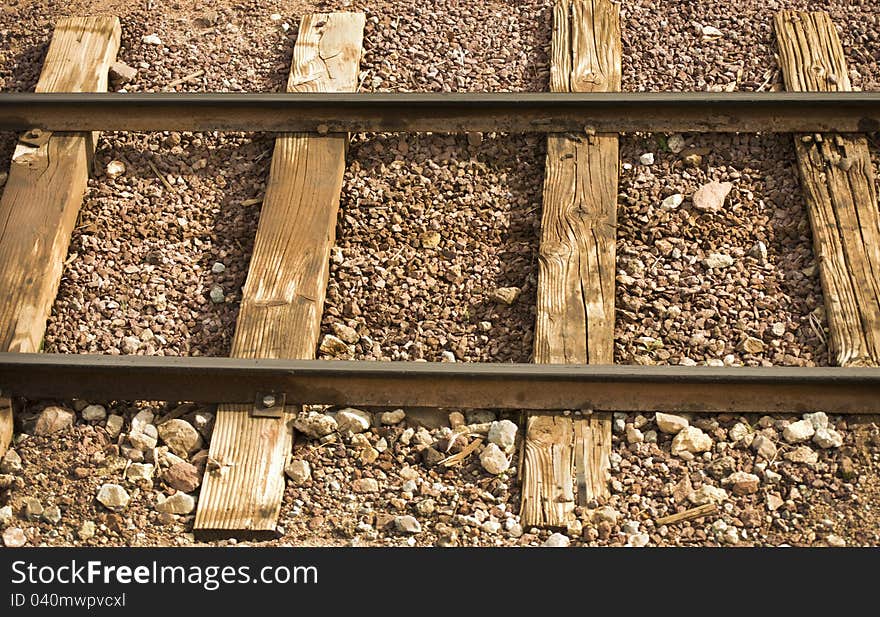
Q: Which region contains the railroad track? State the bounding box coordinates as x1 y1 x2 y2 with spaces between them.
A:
0 4 878 540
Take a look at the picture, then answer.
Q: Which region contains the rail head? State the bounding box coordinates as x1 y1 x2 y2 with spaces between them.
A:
1 352 879 414
0 91 878 134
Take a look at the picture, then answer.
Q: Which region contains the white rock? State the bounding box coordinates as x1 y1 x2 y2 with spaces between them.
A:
704 253 735 269
480 443 510 475
701 25 723 39
81 404 107 422
764 469 783 484
639 152 655 166
380 409 406 425
125 463 154 483
482 520 502 534
555 518 576 539
826 534 846 547
803 412 829 430
156 492 195 515
349 432 370 450
193 411 214 439
2 527 26 547
784 446 818 465
656 412 688 434
96 484 130 510
158 419 203 457
751 434 777 459
42 505 61 524
488 419 518 451
543 532 570 547
294 412 338 439
285 460 311 484
813 427 843 449
671 426 713 457
142 34 163 45
78 521 96 540
728 423 749 442
667 134 686 153
661 193 684 209
319 334 350 356
688 485 728 505
128 424 158 450
506 519 524 538
0 449 22 474
627 532 650 547
720 527 740 545
105 160 126 178
625 424 644 444
693 181 733 213
335 408 372 434
783 419 815 444
394 515 422 534
331 322 360 344
0 504 13 525
131 410 154 433
592 506 619 525
621 520 640 535
105 414 124 438
411 427 433 446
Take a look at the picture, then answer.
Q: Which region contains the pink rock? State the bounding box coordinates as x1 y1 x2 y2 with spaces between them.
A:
692 181 733 213
162 462 201 493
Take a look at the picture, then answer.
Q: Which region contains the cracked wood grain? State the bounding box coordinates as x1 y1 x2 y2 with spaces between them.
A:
195 12 365 538
775 10 880 367
521 0 618 527
0 16 120 457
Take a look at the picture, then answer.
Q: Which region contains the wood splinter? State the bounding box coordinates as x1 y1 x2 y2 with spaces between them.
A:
655 503 718 526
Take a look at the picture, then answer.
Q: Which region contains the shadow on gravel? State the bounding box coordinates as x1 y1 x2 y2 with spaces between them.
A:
321 132 543 364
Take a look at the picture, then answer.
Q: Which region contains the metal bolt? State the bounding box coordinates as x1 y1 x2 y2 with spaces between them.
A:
262 394 276 408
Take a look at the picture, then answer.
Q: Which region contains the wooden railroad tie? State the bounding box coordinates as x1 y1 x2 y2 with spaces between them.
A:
520 0 618 528
0 16 121 458
774 11 880 368
193 12 366 540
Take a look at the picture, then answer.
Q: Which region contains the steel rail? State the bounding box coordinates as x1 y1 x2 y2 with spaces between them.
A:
0 92 878 134
1 353 880 414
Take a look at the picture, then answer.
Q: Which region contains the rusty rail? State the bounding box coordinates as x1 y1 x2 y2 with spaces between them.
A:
0 92 878 134
1 353 879 413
